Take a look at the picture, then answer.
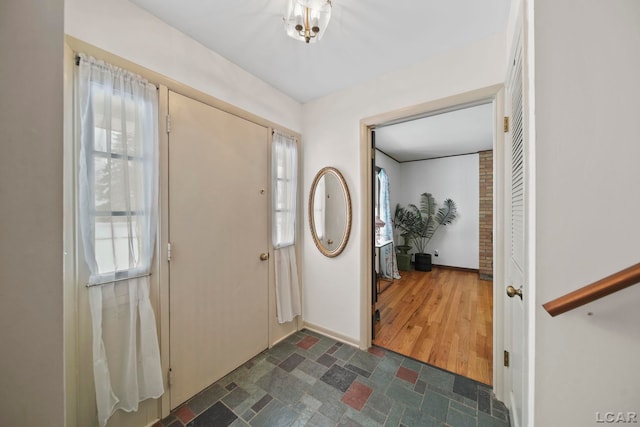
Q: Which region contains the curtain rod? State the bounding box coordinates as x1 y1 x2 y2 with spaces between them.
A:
86 272 151 288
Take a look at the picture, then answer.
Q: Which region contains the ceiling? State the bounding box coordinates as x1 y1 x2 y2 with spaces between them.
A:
130 0 511 103
375 103 494 162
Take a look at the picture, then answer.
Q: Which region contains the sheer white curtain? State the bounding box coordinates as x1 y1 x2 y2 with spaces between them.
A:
272 131 301 323
313 177 326 241
378 169 401 279
77 54 163 427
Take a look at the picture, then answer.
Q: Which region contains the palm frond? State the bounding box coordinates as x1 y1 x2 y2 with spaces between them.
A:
419 193 436 217
435 199 458 225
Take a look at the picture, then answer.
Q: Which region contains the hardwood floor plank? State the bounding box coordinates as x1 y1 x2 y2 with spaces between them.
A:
373 267 493 385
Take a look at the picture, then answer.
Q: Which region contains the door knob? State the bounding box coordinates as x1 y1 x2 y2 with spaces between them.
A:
506 285 523 300
260 253 269 261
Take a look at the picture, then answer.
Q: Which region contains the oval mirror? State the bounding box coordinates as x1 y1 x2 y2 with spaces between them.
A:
309 167 352 257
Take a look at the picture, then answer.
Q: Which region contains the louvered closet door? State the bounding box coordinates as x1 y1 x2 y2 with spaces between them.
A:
168 91 269 409
506 40 526 427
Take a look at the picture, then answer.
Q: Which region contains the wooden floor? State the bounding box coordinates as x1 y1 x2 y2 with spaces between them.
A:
373 267 493 385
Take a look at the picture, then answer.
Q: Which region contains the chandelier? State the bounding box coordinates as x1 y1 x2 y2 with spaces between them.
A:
284 0 333 44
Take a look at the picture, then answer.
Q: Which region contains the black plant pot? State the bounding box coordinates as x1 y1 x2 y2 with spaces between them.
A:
414 253 432 272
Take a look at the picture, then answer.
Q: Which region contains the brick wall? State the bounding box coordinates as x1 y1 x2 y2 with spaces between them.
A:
479 150 493 279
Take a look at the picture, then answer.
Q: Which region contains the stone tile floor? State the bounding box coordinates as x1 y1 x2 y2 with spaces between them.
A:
157 330 510 427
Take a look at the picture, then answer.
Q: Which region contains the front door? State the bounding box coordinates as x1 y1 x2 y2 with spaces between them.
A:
167 91 269 408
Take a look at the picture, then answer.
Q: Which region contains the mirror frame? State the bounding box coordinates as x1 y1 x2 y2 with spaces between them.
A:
308 167 352 258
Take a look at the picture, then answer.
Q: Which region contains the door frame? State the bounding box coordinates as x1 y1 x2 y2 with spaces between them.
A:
358 84 506 396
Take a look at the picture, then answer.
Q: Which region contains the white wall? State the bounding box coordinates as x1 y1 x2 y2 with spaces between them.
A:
64 0 302 133
399 154 479 269
533 0 640 426
0 1 65 425
302 33 506 342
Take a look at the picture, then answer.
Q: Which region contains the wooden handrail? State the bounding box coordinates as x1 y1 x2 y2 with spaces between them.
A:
543 262 640 317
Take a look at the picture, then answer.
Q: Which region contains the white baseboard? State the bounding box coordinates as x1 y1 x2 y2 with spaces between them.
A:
302 321 360 348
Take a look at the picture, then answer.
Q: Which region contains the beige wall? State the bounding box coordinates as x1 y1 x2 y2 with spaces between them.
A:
0 0 65 425
533 0 640 425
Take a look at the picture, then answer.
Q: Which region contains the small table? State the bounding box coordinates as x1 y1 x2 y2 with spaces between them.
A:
375 239 394 295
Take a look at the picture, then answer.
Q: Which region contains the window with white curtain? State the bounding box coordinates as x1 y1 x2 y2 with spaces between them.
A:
76 53 163 427
78 56 158 284
273 139 296 247
90 93 147 278
271 131 301 323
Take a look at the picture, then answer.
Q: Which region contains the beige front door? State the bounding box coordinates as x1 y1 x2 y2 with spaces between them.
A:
168 91 269 408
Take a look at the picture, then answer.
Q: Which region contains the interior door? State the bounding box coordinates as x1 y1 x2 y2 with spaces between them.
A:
505 40 526 427
168 91 269 408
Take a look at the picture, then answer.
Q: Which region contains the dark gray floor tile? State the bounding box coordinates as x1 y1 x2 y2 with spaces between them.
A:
420 390 449 422
166 420 182 427
320 364 358 392
414 379 427 395
345 363 371 378
453 376 478 401
187 401 237 427
249 400 299 427
478 389 491 414
279 352 306 372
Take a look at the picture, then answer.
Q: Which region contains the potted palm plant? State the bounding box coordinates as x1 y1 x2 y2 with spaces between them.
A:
393 193 458 271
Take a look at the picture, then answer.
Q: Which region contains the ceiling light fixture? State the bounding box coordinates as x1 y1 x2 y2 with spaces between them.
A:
284 0 332 44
